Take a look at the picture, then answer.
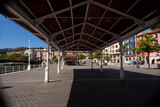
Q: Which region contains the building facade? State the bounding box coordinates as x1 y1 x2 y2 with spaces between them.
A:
123 35 136 63
24 49 37 61
104 43 120 63
137 28 160 64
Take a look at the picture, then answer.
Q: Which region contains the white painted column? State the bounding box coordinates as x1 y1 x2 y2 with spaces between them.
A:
57 48 60 74
100 50 103 72
119 41 124 80
91 52 93 70
61 51 64 70
44 44 50 83
27 40 31 70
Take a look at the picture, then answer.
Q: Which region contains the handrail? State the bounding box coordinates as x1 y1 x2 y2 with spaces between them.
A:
0 64 42 74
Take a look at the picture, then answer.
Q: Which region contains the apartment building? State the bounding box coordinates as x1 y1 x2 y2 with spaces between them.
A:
104 43 120 63
137 28 160 64
24 49 37 61
123 35 136 63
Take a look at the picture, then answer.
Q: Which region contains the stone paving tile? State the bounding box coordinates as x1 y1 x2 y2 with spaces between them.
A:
0 64 160 107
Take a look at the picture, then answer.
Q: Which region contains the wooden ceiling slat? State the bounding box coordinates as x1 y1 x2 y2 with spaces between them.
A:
22 0 52 17
128 0 158 19
1 0 160 52
110 0 137 13
49 0 70 12
87 4 105 25
110 18 135 34
43 18 61 33
83 24 95 35
73 5 87 25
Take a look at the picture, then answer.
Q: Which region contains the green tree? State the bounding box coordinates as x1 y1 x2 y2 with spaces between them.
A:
118 44 127 55
133 34 160 68
77 54 86 60
104 54 110 63
0 55 8 60
0 53 28 61
132 47 142 68
88 54 92 59
19 55 28 60
151 24 160 30
93 51 101 60
52 55 57 60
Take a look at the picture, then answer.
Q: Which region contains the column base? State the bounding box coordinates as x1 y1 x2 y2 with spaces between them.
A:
27 65 31 70
57 66 60 74
44 79 49 83
100 68 103 72
120 67 125 80
44 67 49 83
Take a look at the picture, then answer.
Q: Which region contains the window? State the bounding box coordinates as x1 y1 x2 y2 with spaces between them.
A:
155 34 158 38
116 45 118 48
116 49 119 52
106 49 108 52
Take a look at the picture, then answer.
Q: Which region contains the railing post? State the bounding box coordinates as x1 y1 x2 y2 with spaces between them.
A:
19 65 20 71
5 66 7 74
13 66 14 72
23 65 25 70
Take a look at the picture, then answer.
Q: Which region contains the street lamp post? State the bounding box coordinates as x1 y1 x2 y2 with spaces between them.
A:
27 40 31 70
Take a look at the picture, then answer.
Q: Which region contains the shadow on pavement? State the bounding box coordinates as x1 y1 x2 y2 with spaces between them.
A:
67 68 160 107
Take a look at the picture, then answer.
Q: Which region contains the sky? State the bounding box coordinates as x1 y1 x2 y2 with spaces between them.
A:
0 14 47 49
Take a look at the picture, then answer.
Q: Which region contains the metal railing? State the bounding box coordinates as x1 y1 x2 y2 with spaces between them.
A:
0 64 42 74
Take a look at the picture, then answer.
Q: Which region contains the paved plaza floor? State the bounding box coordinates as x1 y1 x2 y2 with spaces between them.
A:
0 64 160 107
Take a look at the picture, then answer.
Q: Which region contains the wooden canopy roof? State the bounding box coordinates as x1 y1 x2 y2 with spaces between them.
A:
1 0 160 52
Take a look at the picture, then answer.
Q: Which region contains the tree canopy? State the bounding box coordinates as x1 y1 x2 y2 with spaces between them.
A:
104 54 110 62
118 44 127 55
132 34 160 68
88 53 92 59
151 24 160 30
0 53 28 61
93 51 101 60
77 53 86 60
52 55 57 60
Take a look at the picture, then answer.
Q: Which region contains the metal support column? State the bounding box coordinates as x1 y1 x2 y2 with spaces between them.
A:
135 35 139 68
91 52 93 70
119 41 124 80
57 48 60 74
27 40 31 70
100 50 103 72
44 44 50 83
61 51 64 70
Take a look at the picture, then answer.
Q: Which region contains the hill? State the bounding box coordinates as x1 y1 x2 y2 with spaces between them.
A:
0 47 44 54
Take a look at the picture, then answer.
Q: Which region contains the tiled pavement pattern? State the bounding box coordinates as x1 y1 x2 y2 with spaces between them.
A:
0 64 160 107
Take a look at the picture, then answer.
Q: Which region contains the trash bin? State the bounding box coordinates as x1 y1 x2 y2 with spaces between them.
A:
157 59 160 69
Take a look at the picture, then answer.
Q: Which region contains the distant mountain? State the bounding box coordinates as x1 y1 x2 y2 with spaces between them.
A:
0 47 45 54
